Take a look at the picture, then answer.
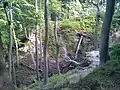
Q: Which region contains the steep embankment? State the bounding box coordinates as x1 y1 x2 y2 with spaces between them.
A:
27 44 120 90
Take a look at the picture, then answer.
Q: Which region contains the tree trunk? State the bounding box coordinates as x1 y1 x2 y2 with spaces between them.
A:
44 0 49 84
11 56 16 85
35 26 39 80
2 2 17 90
54 16 60 74
75 35 83 59
9 4 16 85
13 29 19 67
35 0 39 80
94 5 99 50
100 0 115 65
39 28 43 70
89 1 100 50
24 27 29 39
8 4 13 81
39 0 43 70
0 32 16 90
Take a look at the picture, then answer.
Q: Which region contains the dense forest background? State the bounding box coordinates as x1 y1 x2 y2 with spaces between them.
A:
0 0 120 90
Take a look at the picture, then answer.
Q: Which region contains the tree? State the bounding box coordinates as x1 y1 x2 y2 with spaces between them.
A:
100 0 115 64
0 32 16 90
35 0 39 81
3 1 13 81
54 16 60 74
39 0 43 70
44 0 49 84
13 29 19 67
89 0 100 50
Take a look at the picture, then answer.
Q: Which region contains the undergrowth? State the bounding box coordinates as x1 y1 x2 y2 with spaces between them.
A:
28 44 120 90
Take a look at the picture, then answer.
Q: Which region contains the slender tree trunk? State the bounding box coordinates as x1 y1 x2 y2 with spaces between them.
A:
13 29 19 67
24 27 29 39
12 56 16 85
2 2 17 90
54 16 60 74
9 4 16 85
39 0 43 70
12 29 17 85
100 0 115 65
35 0 39 80
0 32 16 90
35 29 39 80
8 4 13 80
44 0 49 84
35 27 39 80
39 28 43 70
89 1 100 50
75 35 83 59
94 5 99 50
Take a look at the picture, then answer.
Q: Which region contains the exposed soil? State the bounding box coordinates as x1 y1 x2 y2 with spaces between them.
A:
15 31 93 87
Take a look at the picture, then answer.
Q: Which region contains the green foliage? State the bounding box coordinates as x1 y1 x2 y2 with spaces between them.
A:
47 13 103 56
48 74 66 83
49 0 61 13
112 7 120 28
0 0 44 55
79 60 120 90
41 22 59 57
48 22 57 57
109 44 120 60
76 44 120 90
0 5 9 52
59 16 99 54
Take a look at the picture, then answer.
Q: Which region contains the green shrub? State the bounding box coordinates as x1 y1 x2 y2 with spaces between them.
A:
109 44 120 60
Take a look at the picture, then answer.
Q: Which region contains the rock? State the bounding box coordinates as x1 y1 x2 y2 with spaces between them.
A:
86 51 100 68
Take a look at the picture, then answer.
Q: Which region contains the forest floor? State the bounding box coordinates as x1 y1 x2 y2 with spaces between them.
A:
16 50 96 87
